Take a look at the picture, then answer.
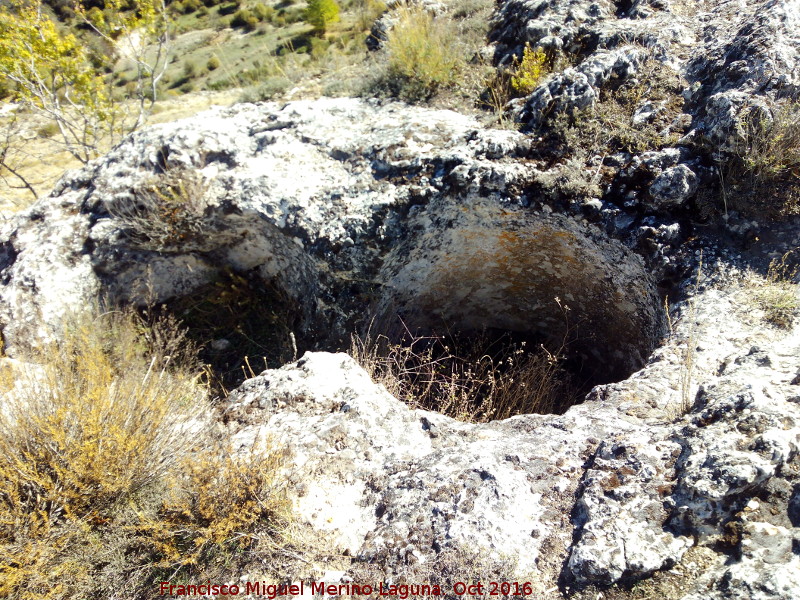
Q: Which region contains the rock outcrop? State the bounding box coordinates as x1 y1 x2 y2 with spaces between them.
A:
220 272 800 598
492 0 800 140
0 0 798 598
490 0 799 222
0 98 667 386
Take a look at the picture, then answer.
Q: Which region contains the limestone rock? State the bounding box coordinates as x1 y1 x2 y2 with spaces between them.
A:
225 351 638 590
221 300 800 598
493 0 798 134
0 98 663 388
0 0 797 590
491 0 799 214
648 164 699 208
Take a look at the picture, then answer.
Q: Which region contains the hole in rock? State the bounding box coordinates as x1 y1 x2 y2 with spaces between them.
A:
161 269 303 395
363 210 666 418
352 321 587 420
149 206 665 417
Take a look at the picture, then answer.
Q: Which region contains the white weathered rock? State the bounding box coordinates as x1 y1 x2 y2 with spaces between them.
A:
0 1 797 591
219 284 800 598
0 98 662 387
648 164 699 207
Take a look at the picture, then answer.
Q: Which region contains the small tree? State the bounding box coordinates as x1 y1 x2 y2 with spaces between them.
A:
305 0 340 34
75 0 172 134
0 0 170 166
0 1 114 163
0 112 42 199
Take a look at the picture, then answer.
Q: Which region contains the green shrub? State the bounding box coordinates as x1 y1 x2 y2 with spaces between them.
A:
36 122 59 138
355 0 386 32
510 43 547 96
542 59 684 156
305 0 340 33
207 55 221 70
217 0 240 15
240 77 292 102
384 6 459 101
182 0 202 13
231 7 259 29
253 2 274 21
286 6 305 23
310 36 330 58
183 59 198 78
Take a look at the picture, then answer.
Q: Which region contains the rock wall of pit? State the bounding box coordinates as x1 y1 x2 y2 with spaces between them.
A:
0 99 667 386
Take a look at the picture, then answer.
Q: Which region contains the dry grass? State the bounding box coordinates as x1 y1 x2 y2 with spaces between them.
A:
746 252 799 329
381 5 461 102
351 318 576 422
738 102 800 181
135 437 292 573
723 101 800 217
544 58 685 156
0 90 238 215
107 169 211 251
0 306 294 599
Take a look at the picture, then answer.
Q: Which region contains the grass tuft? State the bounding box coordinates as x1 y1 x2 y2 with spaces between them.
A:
108 169 211 252
722 101 800 217
746 252 799 329
383 5 460 102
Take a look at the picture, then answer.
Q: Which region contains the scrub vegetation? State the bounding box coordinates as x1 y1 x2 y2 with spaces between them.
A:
745 252 799 329
0 307 294 599
0 0 503 206
351 306 582 421
381 5 461 101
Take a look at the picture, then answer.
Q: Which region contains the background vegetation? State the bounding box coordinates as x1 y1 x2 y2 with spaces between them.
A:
720 102 800 218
